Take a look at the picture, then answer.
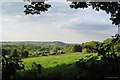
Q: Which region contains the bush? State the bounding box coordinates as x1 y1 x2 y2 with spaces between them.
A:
116 42 120 53
25 62 43 79
82 48 88 54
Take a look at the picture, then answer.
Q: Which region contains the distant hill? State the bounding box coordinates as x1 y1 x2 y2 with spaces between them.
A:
1 41 69 47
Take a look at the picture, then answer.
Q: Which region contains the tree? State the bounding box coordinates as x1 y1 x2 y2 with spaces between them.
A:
22 50 29 58
52 46 61 51
83 41 101 53
63 45 75 53
24 1 51 15
74 45 82 52
11 49 19 58
2 49 8 57
2 48 24 80
116 42 120 53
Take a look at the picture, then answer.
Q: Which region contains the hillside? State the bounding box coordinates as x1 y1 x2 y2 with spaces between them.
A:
1 41 69 47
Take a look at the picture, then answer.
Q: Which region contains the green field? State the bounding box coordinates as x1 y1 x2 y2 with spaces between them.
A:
23 53 93 69
21 53 98 79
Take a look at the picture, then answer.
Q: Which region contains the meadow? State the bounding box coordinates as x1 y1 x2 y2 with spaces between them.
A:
23 53 90 69
19 53 99 79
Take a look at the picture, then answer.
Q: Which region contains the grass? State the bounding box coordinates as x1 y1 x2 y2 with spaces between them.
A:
19 53 99 79
22 53 97 69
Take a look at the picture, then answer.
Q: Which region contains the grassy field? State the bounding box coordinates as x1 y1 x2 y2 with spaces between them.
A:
23 53 95 69
18 53 120 79
21 53 99 79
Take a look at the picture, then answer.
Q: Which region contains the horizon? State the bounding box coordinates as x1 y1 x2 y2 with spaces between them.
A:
0 37 109 44
1 40 81 44
0 2 118 44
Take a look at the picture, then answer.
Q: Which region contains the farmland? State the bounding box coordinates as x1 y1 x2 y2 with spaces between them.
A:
1 36 120 80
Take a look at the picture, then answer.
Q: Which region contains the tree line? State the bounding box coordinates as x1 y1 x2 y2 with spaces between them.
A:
1 36 120 59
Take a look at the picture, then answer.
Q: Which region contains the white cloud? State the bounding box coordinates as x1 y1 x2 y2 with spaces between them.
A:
1 2 118 43
2 15 26 22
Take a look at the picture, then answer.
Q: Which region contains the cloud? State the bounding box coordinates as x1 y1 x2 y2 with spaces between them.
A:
3 15 26 22
1 2 118 43
56 17 117 42
58 18 114 32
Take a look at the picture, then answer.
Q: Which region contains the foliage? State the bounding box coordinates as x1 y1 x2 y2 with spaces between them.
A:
31 62 42 73
74 45 82 52
82 41 101 53
2 41 68 57
24 62 42 79
10 49 19 58
96 34 120 77
116 42 120 53
52 46 61 51
97 34 120 57
63 45 82 53
63 45 75 53
24 2 51 15
22 50 29 58
82 48 88 54
2 49 24 80
75 55 106 80
2 48 42 79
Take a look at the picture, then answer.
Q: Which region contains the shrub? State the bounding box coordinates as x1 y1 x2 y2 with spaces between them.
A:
82 48 88 54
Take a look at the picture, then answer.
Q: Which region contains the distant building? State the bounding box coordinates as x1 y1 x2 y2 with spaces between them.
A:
50 49 64 55
57 50 64 54
42 51 49 56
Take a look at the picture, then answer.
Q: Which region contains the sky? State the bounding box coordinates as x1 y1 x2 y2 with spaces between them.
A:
0 1 118 43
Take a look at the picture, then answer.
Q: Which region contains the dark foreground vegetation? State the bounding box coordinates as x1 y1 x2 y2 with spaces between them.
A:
1 34 120 80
